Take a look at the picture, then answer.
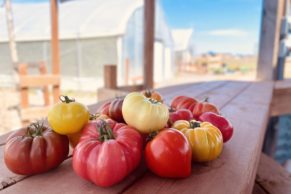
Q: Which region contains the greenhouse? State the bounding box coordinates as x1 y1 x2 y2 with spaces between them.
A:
0 0 174 89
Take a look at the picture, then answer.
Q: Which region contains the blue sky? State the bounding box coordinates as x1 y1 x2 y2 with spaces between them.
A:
160 0 263 54
12 0 262 55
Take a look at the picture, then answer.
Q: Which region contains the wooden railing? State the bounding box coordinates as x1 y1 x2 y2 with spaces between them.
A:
18 62 60 124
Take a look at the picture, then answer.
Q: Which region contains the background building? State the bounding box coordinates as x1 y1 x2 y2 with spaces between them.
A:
0 0 174 89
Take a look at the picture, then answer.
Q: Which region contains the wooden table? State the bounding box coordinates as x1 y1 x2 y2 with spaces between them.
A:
0 81 274 194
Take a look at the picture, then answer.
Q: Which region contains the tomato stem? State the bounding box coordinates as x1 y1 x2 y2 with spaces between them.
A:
97 120 115 142
26 121 45 137
203 96 209 102
144 89 152 98
148 98 160 104
169 106 175 112
146 131 159 142
190 121 201 128
59 95 75 103
90 113 99 121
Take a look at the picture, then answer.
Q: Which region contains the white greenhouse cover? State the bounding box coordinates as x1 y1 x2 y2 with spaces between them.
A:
0 0 144 42
172 29 194 51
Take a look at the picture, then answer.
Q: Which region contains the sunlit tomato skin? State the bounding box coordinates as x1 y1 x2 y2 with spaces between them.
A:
72 119 142 187
145 128 192 178
170 96 198 111
108 98 125 123
141 90 163 102
168 108 193 126
173 120 223 162
48 96 90 135
192 100 219 119
4 122 69 175
122 92 169 133
199 112 233 143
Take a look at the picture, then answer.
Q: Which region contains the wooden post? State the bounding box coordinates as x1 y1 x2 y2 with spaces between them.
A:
104 65 117 89
143 0 155 89
5 0 19 70
257 0 285 81
50 0 60 103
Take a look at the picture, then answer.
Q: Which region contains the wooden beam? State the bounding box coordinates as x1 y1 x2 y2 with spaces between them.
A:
271 79 291 116
143 0 155 89
257 0 285 81
255 153 291 194
19 75 60 88
50 0 60 103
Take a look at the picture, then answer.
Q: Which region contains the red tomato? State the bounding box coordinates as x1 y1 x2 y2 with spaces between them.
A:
72 119 142 187
97 98 125 123
192 99 219 119
199 112 233 142
108 98 124 123
168 108 193 126
170 96 198 111
4 122 69 175
145 128 192 178
97 101 110 116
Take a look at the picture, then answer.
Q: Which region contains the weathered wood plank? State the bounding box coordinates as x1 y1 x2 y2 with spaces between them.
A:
19 75 60 88
161 81 227 104
0 158 146 194
271 79 291 116
255 153 291 194
123 82 274 194
252 183 268 194
195 81 251 109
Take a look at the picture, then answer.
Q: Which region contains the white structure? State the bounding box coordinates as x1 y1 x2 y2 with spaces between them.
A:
172 29 195 66
0 0 174 89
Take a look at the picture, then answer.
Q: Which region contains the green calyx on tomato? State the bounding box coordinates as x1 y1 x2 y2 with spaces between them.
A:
189 121 201 128
26 122 45 137
97 120 115 142
146 131 159 142
59 95 75 103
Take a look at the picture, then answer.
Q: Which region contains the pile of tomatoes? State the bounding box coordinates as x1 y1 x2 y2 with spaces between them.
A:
4 91 233 187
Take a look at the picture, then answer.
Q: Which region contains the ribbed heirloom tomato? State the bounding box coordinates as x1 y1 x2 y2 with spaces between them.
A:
145 128 192 178
4 122 69 175
171 96 198 111
173 120 223 162
122 92 169 133
72 119 142 187
192 98 219 119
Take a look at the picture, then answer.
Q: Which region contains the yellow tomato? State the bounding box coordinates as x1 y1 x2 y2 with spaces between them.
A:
122 92 169 133
173 120 223 162
48 96 90 135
